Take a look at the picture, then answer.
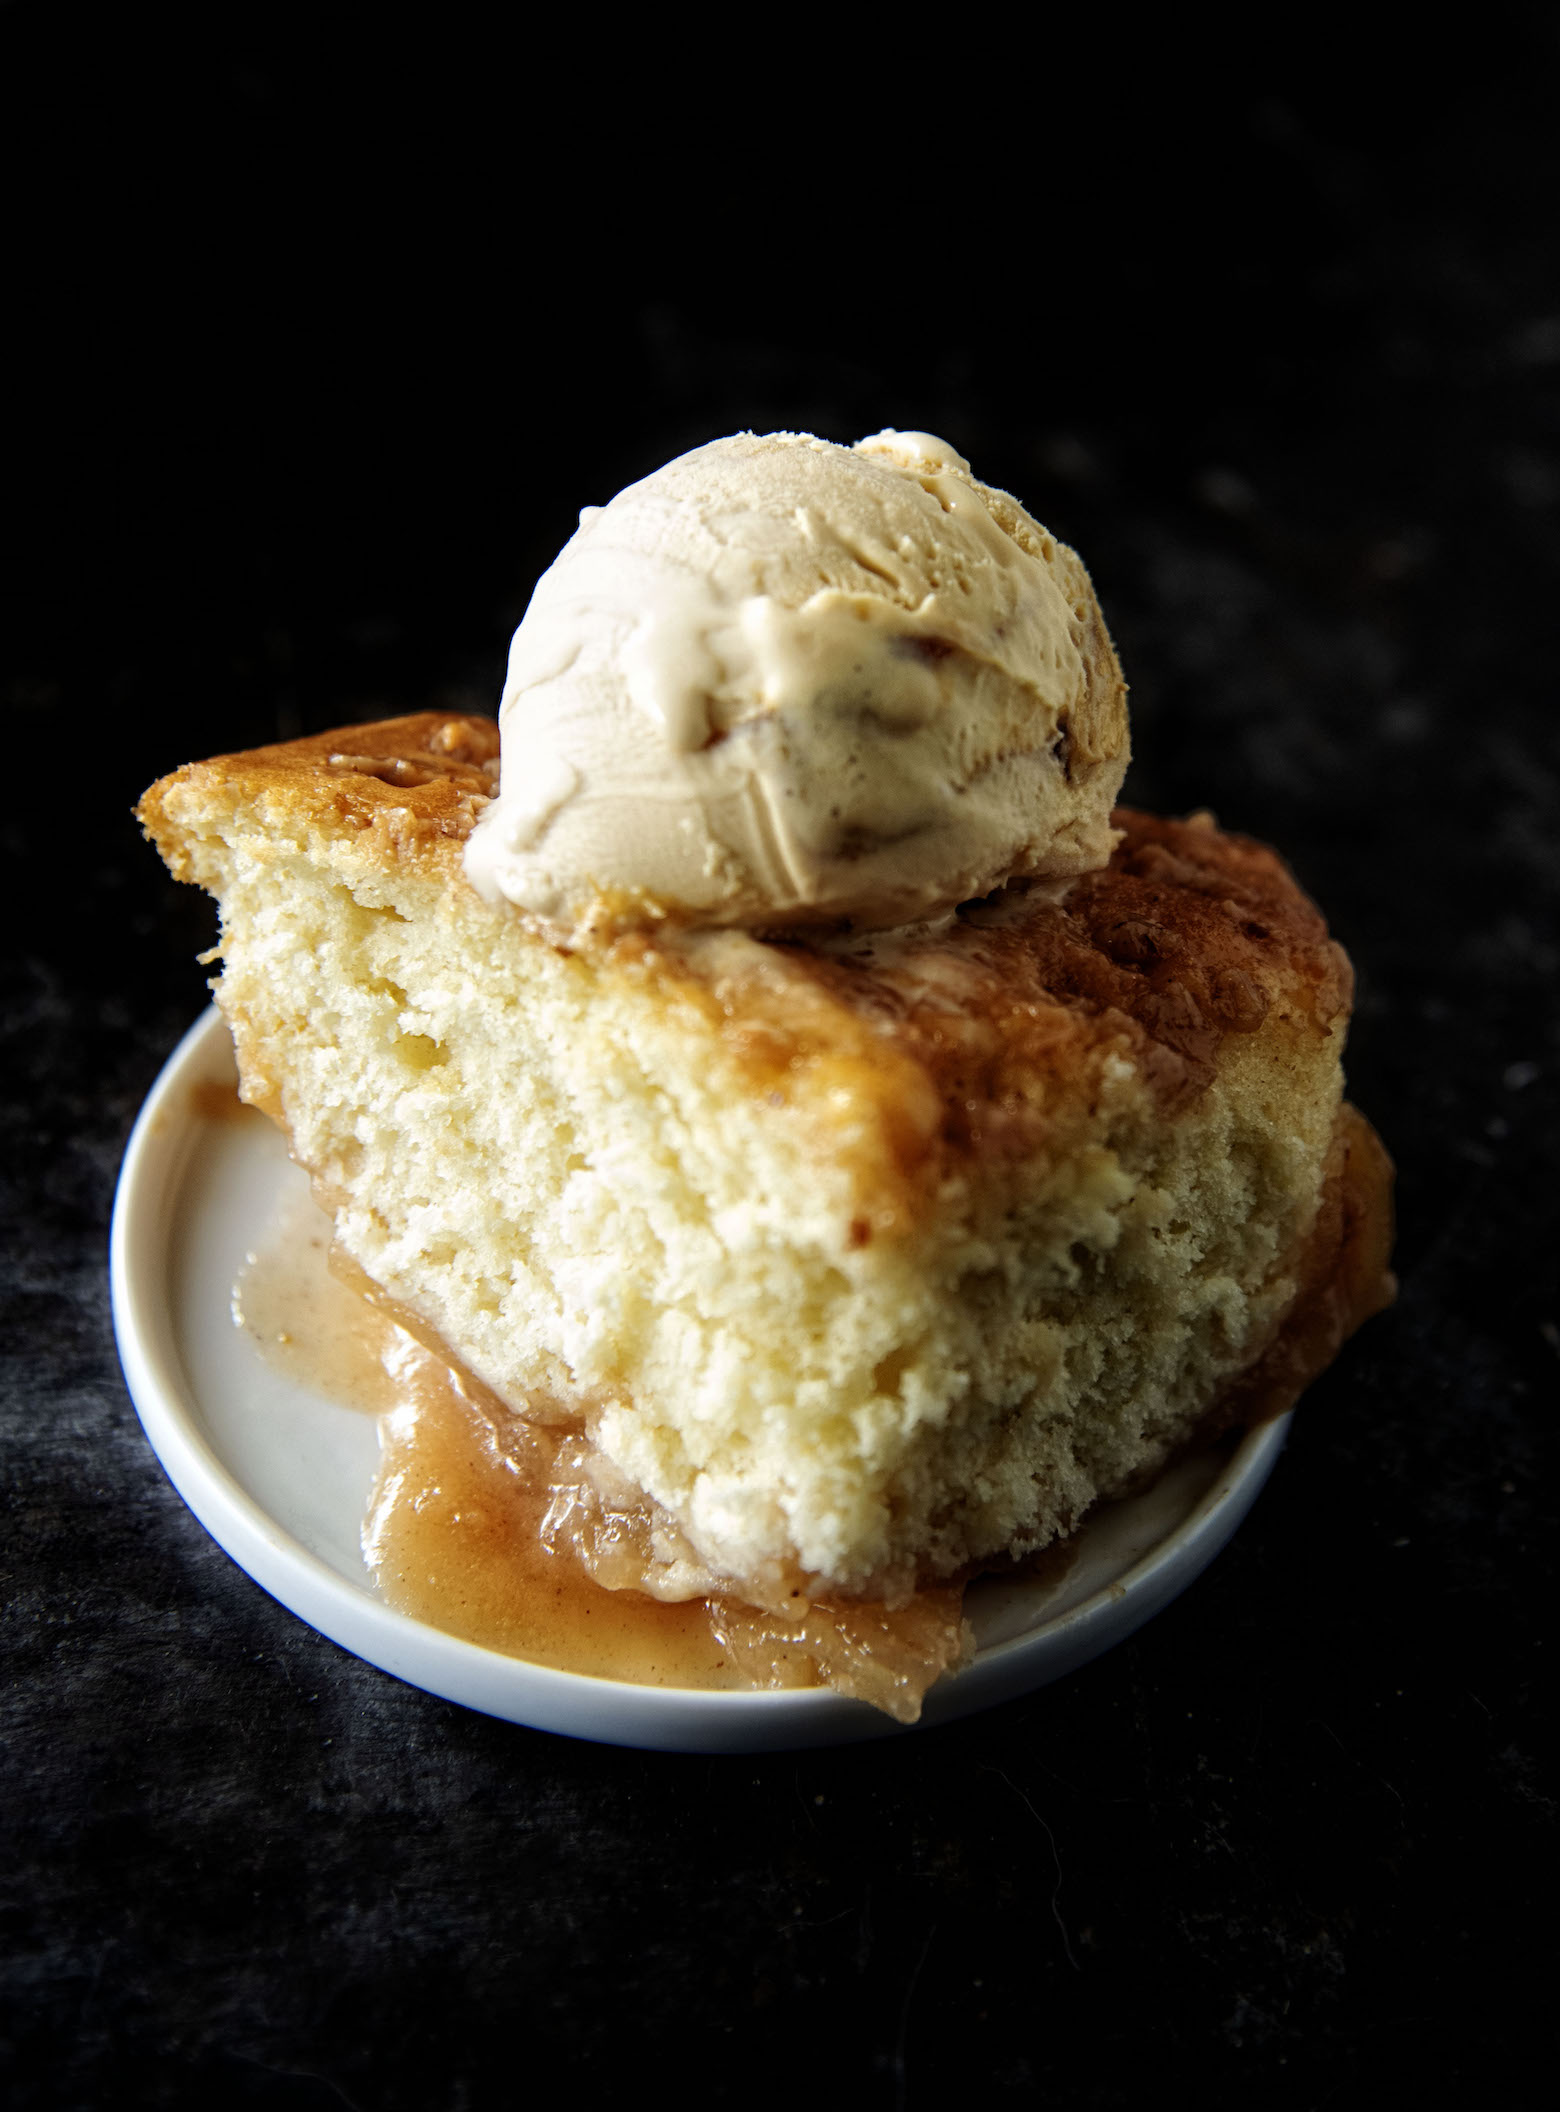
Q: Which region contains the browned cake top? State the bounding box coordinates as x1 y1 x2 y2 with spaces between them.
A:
137 712 503 883
782 807 1351 1120
141 712 1353 1190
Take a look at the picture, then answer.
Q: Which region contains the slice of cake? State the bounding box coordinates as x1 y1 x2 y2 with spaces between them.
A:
138 709 1392 1615
136 428 1393 1716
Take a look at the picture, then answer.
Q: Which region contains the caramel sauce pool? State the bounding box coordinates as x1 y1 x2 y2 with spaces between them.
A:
368 1381 748 1687
232 1181 770 1687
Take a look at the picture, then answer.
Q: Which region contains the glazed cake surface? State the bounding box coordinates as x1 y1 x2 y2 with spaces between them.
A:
139 712 1393 1605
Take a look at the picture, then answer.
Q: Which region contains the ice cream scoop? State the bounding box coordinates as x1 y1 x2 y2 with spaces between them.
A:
464 430 1130 932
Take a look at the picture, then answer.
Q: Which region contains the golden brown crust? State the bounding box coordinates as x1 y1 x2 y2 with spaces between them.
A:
620 806 1356 1226
136 712 501 883
770 808 1351 1125
141 712 1353 1194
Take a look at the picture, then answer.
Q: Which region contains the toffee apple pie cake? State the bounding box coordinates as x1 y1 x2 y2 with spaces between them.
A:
138 431 1393 1718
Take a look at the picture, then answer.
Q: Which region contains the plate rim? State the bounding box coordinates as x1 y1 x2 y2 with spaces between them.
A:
111 1008 1290 1752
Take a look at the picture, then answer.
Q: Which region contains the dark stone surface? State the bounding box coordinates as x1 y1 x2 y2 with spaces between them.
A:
3 20 1556 2108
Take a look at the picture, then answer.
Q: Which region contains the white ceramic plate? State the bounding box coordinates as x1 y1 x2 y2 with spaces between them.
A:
111 1009 1289 1752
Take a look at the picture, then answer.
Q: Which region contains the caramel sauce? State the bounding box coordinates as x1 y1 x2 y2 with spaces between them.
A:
219 1072 1394 1716
365 1355 756 1688
191 1077 269 1125
232 1175 966 1713
233 1184 402 1415
225 1098 1393 1706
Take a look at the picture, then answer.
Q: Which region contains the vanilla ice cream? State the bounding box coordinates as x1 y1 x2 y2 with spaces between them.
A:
464 430 1130 931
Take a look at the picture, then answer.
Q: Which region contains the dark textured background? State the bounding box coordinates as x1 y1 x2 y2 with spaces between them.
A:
3 13 1557 2107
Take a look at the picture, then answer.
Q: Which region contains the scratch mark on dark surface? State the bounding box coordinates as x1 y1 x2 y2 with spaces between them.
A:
980 1764 1079 1971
